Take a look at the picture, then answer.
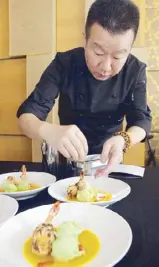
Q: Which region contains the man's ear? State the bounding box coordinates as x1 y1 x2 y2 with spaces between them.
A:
83 32 87 48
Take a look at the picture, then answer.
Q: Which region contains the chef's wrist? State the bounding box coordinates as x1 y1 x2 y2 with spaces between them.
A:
114 131 131 153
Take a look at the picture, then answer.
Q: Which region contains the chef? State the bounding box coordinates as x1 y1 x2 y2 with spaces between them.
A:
17 0 151 175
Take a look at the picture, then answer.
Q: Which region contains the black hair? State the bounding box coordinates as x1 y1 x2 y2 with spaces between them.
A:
85 0 140 40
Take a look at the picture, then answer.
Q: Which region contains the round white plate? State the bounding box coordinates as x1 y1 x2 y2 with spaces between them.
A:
0 195 19 226
0 203 132 267
0 172 56 200
48 176 131 206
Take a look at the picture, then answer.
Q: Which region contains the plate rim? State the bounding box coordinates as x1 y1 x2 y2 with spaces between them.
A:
0 194 19 225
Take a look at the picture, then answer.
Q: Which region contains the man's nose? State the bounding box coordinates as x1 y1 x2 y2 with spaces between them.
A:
100 56 112 73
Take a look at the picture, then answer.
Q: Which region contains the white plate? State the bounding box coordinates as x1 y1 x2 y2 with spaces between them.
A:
0 172 56 200
48 176 131 206
0 195 19 225
0 203 132 267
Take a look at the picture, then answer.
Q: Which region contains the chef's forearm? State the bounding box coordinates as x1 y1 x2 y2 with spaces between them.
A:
127 126 146 146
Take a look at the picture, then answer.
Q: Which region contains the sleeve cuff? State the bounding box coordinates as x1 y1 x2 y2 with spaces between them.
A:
17 104 48 121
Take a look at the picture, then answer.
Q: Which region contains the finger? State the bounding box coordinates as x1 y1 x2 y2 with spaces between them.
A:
101 143 112 163
62 138 79 161
94 168 107 178
104 156 118 175
103 150 123 175
58 144 72 159
75 129 88 155
69 135 86 161
94 163 113 178
96 148 123 177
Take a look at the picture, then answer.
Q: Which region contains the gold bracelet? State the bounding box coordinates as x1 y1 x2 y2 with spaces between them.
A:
114 131 131 153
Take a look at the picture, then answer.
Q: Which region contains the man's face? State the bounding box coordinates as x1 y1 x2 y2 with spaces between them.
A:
84 23 134 81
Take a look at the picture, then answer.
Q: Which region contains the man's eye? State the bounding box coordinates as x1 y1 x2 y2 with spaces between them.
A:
113 57 120 60
95 52 103 56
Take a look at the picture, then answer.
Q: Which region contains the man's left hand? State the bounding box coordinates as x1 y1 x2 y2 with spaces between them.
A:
95 135 125 177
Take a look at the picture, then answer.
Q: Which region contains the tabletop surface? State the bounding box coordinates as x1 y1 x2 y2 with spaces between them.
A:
0 161 159 267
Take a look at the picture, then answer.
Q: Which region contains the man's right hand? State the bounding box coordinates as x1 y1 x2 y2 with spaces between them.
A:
39 122 88 161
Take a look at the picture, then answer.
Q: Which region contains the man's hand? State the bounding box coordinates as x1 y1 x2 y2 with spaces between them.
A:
95 136 125 177
39 122 88 161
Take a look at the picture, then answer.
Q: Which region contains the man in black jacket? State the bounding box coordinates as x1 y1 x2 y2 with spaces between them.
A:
17 0 151 175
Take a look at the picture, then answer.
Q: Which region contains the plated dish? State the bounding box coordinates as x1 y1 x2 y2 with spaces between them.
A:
48 175 131 207
24 201 100 267
0 165 40 193
0 202 132 267
0 168 56 200
67 171 112 202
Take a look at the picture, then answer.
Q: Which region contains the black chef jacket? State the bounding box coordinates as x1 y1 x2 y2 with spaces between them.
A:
17 47 151 154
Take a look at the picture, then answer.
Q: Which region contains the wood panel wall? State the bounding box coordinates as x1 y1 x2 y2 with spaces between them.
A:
0 1 32 161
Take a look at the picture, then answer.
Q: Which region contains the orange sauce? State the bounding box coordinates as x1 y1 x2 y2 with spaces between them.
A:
29 183 40 190
67 190 112 202
23 230 100 267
